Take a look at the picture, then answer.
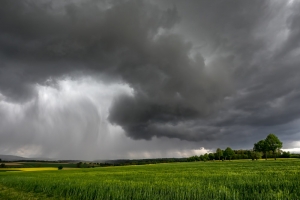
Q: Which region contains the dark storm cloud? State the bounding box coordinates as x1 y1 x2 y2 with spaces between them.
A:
0 0 179 101
110 0 300 142
1 0 300 151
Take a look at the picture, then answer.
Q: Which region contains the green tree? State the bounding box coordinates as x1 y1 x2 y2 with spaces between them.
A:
76 162 82 168
224 147 235 160
203 153 209 162
254 140 268 160
208 153 215 160
216 148 223 161
251 151 262 160
187 156 199 162
199 155 204 161
265 134 282 160
281 151 290 158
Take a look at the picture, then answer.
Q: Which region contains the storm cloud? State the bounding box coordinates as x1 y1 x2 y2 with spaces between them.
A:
0 0 300 159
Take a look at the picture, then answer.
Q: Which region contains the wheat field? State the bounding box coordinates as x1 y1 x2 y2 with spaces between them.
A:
1 159 300 200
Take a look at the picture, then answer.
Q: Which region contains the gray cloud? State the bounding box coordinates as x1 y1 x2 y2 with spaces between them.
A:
0 0 300 159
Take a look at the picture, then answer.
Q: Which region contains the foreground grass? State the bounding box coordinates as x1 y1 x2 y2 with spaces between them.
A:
0 159 300 200
0 184 57 200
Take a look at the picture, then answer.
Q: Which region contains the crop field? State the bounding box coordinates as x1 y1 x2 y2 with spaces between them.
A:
0 159 300 200
0 167 78 172
1 162 79 168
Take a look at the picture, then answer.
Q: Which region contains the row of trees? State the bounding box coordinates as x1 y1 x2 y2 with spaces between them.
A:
188 134 288 162
187 149 264 162
253 134 282 160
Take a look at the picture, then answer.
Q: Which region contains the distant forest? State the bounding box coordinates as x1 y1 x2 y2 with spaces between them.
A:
1 152 300 169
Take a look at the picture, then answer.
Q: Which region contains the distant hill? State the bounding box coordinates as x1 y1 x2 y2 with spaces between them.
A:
0 154 53 161
0 154 29 161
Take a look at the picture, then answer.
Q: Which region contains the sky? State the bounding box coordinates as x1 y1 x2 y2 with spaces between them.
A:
0 0 300 160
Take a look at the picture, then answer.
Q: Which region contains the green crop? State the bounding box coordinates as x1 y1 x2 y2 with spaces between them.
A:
1 159 300 199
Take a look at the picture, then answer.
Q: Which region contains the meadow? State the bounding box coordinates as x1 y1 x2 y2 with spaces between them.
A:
0 159 300 200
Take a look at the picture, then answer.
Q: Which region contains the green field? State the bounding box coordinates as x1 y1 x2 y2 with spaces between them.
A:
1 159 300 200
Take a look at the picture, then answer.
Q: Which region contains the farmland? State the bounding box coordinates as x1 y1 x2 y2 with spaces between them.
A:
0 159 300 200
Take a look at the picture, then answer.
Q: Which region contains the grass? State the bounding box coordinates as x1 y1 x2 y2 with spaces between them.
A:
0 159 300 199
0 184 56 200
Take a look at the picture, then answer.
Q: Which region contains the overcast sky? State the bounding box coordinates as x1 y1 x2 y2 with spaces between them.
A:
0 0 300 160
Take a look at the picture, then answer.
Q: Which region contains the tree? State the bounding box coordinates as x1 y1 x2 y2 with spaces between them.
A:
58 165 63 170
208 153 215 161
187 156 199 162
76 162 82 168
224 147 235 160
203 153 209 162
251 151 262 160
216 148 223 161
265 134 282 160
281 151 290 158
254 140 268 160
199 155 204 161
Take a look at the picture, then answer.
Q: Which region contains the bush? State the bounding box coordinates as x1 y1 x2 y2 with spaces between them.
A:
58 165 63 170
76 162 82 168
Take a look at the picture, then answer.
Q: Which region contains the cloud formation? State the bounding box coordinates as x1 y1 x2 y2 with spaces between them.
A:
0 0 300 159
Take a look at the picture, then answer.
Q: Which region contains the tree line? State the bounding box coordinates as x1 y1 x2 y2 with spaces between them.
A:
188 134 297 162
